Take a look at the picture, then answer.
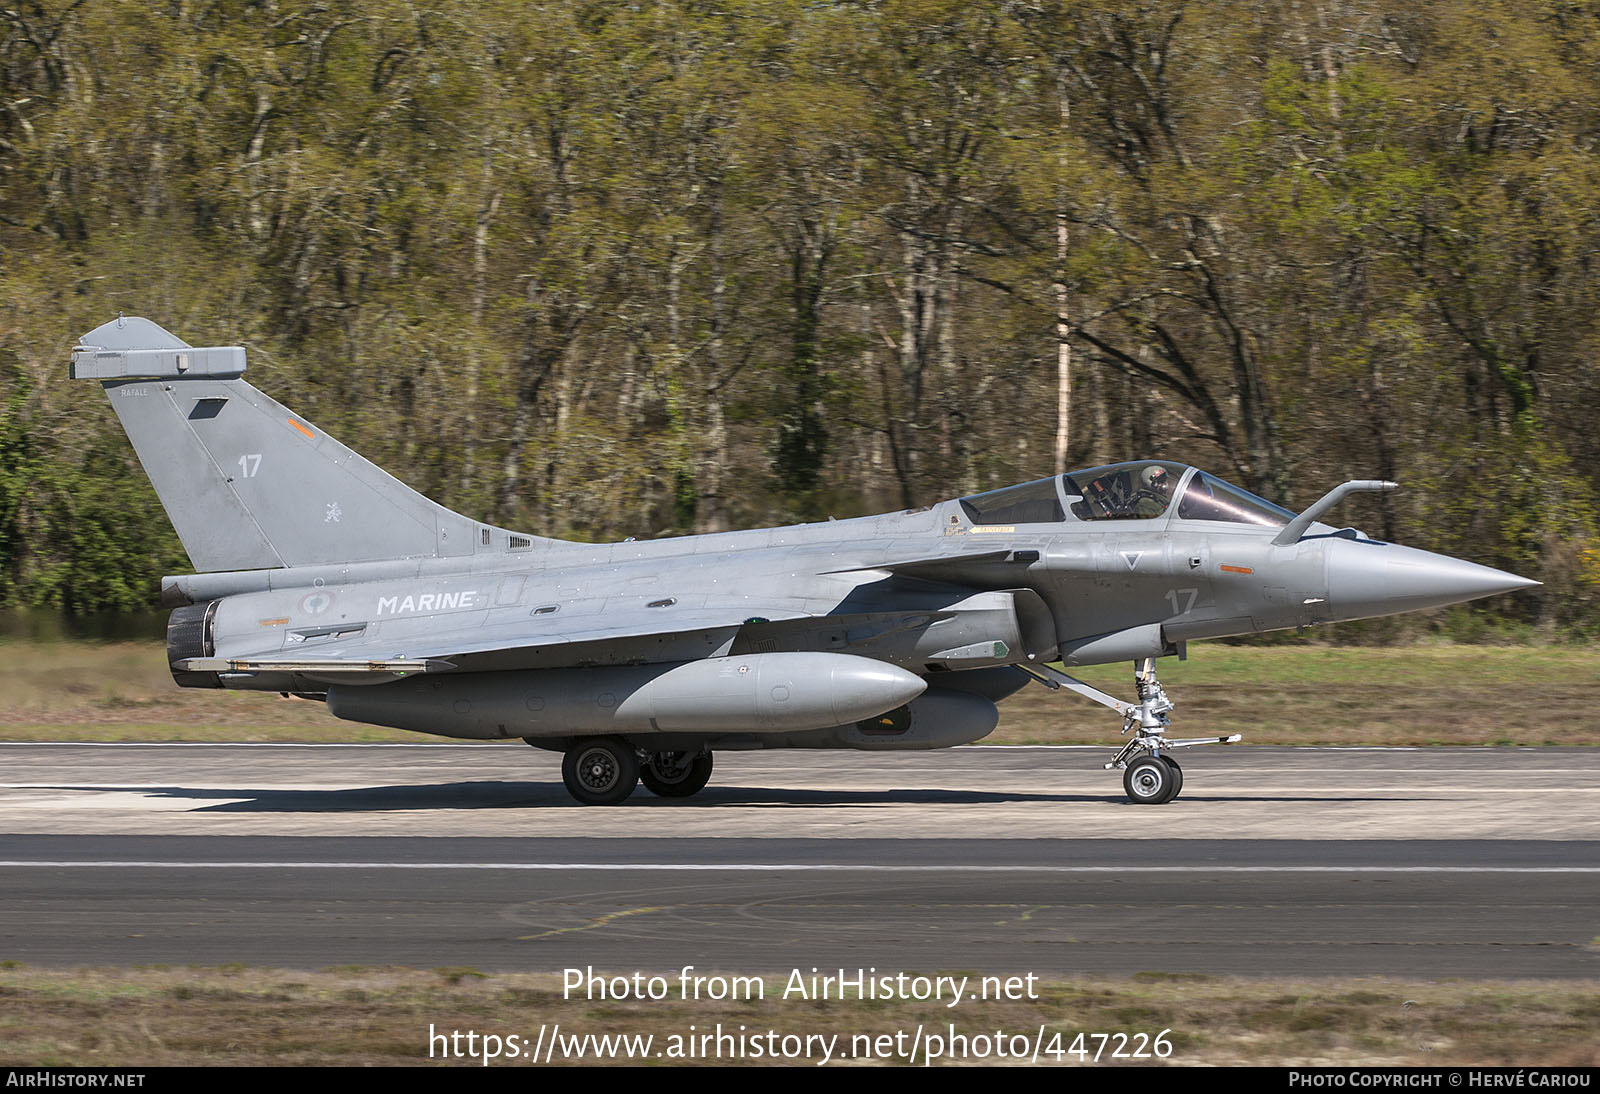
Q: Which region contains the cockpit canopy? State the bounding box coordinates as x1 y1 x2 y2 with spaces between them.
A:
1174 470 1296 527
958 476 1068 525
957 462 1295 527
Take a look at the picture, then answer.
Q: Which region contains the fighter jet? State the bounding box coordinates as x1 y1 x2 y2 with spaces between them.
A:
70 316 1537 805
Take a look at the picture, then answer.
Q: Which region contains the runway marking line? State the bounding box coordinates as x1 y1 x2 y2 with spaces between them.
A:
1 861 1597 874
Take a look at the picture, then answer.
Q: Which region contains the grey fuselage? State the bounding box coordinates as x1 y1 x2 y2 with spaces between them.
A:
163 465 1508 751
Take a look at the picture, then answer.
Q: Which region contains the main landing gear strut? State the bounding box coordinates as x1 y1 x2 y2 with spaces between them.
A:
1017 656 1241 805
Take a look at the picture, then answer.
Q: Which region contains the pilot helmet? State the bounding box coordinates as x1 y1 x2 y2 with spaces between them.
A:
1141 465 1170 492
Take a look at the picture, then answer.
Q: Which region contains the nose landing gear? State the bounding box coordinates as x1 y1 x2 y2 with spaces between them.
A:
1017 656 1238 804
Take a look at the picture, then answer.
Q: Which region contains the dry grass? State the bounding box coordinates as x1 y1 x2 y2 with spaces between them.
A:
0 639 405 740
0 964 1595 1067
988 644 1600 746
2 638 1597 746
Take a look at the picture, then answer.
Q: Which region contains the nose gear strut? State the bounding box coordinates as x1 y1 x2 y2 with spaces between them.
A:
1015 656 1241 804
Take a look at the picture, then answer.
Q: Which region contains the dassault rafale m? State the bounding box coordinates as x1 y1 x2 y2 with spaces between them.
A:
70 316 1537 805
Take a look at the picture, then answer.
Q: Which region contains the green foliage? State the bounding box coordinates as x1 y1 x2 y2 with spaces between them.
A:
0 0 1594 633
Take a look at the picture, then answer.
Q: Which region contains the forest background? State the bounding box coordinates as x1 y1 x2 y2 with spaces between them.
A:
0 0 1594 636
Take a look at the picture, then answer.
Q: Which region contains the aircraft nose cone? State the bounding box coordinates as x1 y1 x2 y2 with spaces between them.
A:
1326 539 1539 621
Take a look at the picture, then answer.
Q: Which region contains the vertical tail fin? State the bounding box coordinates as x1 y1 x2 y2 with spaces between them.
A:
72 316 553 572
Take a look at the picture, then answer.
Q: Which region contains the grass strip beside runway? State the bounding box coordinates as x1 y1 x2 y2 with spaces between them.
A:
1 640 1596 747
0 964 1594 1067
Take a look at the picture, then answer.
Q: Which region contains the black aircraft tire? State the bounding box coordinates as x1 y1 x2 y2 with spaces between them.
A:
1160 755 1184 801
562 738 640 806
1123 755 1175 805
640 751 714 798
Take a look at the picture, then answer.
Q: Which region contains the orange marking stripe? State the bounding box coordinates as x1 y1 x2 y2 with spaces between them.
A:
288 419 315 440
1219 564 1253 575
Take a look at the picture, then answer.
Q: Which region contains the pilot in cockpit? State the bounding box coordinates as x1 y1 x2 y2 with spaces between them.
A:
1139 464 1171 502
1076 463 1173 520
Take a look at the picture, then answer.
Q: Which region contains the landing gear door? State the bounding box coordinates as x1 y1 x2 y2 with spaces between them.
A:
1008 587 1060 662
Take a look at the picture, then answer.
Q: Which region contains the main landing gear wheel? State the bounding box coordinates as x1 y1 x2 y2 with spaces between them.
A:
640 751 714 798
562 737 639 806
1123 755 1177 805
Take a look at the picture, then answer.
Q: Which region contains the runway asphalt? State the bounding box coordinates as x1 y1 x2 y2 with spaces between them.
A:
1 744 1596 978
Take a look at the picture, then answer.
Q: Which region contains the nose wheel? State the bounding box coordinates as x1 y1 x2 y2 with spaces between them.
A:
1016 656 1236 805
1122 754 1183 805
1161 755 1183 798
